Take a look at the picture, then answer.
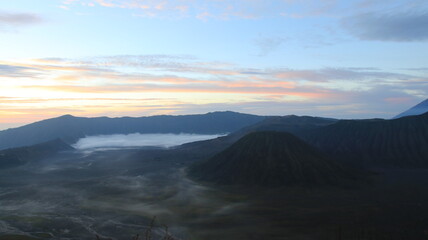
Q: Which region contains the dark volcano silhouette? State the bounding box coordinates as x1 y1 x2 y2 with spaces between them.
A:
188 131 358 186
227 115 337 142
177 115 338 159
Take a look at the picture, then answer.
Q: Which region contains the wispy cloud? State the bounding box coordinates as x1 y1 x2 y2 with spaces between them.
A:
0 11 42 25
0 10 43 31
0 54 426 128
0 64 41 78
62 0 348 19
255 37 288 56
2 55 424 95
274 68 413 83
58 0 428 47
343 10 428 42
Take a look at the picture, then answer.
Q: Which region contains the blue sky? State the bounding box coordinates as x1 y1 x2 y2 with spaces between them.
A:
0 0 427 129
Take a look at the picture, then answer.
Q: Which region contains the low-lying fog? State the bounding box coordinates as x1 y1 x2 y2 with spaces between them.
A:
73 133 226 150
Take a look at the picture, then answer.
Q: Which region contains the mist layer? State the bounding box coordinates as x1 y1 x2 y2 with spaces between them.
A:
73 133 225 150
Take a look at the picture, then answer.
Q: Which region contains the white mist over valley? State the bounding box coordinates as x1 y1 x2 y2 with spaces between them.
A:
72 133 226 150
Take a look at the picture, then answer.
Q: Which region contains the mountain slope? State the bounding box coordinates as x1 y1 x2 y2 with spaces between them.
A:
188 131 358 186
301 112 428 168
0 111 265 150
394 99 428 119
178 115 337 156
0 139 74 168
227 115 337 142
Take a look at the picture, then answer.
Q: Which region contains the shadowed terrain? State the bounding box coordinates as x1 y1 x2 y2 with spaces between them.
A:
2 143 428 240
301 112 428 168
1 111 428 239
0 139 74 168
188 131 360 186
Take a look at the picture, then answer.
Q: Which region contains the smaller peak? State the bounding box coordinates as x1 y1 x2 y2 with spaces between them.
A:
35 138 75 150
282 114 298 118
58 114 75 118
206 111 258 116
207 111 237 114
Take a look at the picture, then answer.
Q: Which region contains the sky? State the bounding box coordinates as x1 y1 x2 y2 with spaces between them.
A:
0 0 427 129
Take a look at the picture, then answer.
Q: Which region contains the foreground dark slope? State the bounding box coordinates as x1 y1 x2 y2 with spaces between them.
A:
0 111 264 150
188 131 358 186
301 112 428 168
0 139 73 168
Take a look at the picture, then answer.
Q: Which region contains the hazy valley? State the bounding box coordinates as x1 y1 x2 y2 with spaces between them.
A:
1 100 428 239
3 1 428 239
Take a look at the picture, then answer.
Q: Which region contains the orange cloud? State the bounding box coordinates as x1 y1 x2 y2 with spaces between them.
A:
1 55 419 129
21 82 334 100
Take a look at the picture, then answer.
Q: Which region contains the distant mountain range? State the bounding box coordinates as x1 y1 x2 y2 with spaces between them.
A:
394 99 428 119
301 112 428 168
0 139 73 168
3 104 428 172
188 131 359 186
0 111 265 150
186 112 428 186
184 112 428 171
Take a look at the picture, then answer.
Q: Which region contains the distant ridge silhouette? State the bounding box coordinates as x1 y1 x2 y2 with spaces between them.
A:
0 111 265 150
394 98 428 119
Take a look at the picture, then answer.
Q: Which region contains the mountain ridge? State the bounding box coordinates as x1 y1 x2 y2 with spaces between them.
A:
0 111 265 150
300 112 428 168
0 139 73 168
176 115 338 158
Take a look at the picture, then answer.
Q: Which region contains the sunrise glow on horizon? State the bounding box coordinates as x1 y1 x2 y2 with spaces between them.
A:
1 0 427 129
